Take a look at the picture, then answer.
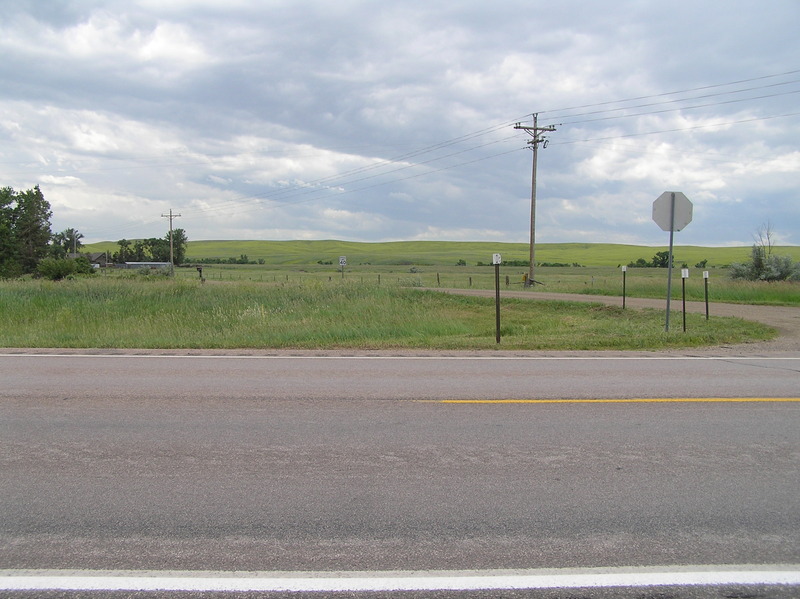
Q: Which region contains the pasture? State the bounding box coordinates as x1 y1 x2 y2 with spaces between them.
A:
0 274 776 350
4 240 795 350
85 239 800 267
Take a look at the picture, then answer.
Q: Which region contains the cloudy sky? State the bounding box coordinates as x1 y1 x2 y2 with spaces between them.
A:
1 1 798 246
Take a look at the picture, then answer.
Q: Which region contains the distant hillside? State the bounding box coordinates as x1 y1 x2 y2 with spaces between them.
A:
83 240 800 267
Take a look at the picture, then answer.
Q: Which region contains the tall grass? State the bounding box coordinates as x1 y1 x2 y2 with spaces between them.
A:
0 277 773 350
170 263 800 306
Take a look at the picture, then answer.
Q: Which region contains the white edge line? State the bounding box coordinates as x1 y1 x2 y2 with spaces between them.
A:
1 353 798 361
1 567 799 592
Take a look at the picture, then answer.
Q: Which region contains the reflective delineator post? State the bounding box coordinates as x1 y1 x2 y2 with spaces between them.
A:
681 268 689 332
703 270 710 320
621 265 627 309
493 253 502 344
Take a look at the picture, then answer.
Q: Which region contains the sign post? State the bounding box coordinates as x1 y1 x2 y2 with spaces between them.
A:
493 254 502 344
653 191 693 332
339 256 347 279
621 265 627 309
681 268 690 332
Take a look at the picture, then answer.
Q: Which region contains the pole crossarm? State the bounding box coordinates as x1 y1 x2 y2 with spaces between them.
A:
514 122 557 141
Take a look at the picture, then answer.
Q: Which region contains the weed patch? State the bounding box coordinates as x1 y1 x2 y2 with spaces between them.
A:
0 278 774 350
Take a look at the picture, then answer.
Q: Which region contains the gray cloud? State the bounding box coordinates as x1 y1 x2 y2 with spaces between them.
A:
0 0 798 246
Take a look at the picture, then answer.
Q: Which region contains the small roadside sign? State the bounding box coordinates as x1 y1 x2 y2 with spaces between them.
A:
493 254 502 343
339 256 347 266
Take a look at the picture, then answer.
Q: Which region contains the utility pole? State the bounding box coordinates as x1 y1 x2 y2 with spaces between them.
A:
161 209 181 275
515 114 556 287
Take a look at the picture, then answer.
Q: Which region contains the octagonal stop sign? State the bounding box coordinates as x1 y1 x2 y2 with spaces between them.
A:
653 191 693 232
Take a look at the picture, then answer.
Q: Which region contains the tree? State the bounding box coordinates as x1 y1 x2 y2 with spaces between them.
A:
0 187 19 277
148 237 171 262
51 228 84 259
113 232 187 264
0 185 53 276
754 221 775 257
170 228 188 265
651 251 671 268
131 240 148 262
13 185 52 273
114 239 132 263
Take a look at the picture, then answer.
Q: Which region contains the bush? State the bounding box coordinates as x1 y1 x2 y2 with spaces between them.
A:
37 257 96 280
37 258 77 280
730 245 800 281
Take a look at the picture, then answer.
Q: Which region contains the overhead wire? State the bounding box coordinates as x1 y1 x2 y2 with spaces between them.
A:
535 68 800 119
75 68 800 238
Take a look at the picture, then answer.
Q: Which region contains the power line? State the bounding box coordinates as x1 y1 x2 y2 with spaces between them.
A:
536 68 800 119
544 77 800 123
552 110 800 146
553 88 800 127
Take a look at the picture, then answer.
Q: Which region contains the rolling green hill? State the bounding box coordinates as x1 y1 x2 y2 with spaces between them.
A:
83 239 800 267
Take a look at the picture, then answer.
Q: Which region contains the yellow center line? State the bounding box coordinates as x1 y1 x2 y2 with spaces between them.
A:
430 397 800 404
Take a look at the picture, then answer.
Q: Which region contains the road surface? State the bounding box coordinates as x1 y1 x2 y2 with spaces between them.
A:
1 352 799 597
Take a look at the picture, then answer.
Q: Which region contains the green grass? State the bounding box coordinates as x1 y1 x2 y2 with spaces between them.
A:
82 239 800 306
161 263 800 307
83 239 800 268
0 277 775 350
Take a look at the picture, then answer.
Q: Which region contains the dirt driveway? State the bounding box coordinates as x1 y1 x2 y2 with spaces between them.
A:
432 288 800 357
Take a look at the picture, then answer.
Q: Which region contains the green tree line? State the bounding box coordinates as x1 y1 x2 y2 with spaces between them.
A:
1 185 54 277
113 230 188 265
2 185 189 278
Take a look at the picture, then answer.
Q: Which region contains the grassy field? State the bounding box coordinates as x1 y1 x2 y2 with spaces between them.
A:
6 240 794 350
162 262 800 307
84 239 800 268
0 276 776 350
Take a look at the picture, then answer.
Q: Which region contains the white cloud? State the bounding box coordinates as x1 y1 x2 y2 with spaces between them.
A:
0 0 797 246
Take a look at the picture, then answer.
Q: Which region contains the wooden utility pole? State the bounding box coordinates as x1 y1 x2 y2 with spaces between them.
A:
515 114 556 287
161 209 181 275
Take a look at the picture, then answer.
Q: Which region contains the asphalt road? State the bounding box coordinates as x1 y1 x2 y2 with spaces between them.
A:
1 353 799 597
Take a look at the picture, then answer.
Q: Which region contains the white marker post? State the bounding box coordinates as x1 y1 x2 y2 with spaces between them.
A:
653 191 693 332
703 270 710 320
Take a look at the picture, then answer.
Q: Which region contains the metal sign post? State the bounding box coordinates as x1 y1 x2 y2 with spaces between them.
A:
653 191 693 332
681 268 689 332
621 265 627 309
493 254 502 344
339 256 346 279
